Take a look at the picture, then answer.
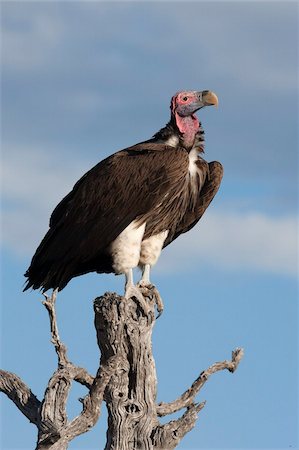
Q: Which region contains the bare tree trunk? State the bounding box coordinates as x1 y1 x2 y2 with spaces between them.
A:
94 292 158 450
1 288 244 449
94 291 243 449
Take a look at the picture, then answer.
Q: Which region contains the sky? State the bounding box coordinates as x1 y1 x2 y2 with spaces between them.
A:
0 1 298 449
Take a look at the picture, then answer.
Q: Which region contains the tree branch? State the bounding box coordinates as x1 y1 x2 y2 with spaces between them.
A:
73 367 94 389
156 348 244 416
36 356 118 450
42 289 69 367
38 290 76 440
36 289 112 449
2 287 244 450
0 369 41 425
58 356 119 443
152 402 206 450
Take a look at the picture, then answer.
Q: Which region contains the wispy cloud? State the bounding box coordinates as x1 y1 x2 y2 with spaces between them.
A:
2 6 65 71
2 2 297 91
171 2 298 92
161 211 298 277
1 145 90 254
1 145 88 211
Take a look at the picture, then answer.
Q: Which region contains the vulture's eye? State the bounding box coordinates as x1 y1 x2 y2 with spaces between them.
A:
182 96 188 102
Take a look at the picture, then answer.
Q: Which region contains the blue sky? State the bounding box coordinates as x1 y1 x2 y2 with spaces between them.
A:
1 1 298 449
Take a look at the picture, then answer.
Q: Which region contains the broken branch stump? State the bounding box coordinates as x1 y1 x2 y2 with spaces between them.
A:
94 292 158 450
94 291 244 450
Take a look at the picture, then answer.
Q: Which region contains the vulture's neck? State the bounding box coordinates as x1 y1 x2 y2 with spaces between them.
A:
152 116 205 153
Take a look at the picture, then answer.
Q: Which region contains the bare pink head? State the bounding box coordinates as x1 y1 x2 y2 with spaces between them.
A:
171 90 218 148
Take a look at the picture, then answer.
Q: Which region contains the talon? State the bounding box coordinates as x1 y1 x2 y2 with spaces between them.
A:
137 283 164 319
124 285 151 316
151 285 164 319
138 280 150 288
155 307 163 320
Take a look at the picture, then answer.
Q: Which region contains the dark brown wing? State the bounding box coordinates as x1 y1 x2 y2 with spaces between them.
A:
163 161 223 247
24 143 190 291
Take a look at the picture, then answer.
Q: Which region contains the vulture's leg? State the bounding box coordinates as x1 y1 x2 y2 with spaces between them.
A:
139 263 151 285
124 269 151 315
138 264 164 318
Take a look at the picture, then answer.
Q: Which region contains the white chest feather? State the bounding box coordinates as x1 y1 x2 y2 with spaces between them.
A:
165 135 179 148
188 147 199 178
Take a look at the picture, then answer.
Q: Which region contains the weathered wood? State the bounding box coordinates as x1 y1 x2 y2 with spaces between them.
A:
94 292 159 450
94 292 244 449
151 402 206 450
0 369 41 425
1 289 244 449
156 347 244 417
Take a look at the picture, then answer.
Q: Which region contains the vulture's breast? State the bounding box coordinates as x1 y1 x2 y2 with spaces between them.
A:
108 148 205 273
142 148 204 239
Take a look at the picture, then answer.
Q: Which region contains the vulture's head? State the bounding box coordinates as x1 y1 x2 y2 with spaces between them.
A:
171 90 218 117
170 90 218 148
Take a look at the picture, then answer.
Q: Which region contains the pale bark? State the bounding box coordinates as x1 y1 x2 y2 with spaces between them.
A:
94 292 158 450
1 288 244 449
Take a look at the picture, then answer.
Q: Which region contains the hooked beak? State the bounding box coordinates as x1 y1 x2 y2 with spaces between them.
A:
174 90 219 117
198 90 219 108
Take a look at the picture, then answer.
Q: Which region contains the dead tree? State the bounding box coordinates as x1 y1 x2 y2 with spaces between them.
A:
0 288 243 449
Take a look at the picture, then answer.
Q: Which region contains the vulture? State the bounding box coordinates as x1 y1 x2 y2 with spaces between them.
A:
24 90 223 305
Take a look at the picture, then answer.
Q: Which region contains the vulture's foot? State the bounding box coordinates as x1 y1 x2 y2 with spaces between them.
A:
124 284 151 316
137 282 164 319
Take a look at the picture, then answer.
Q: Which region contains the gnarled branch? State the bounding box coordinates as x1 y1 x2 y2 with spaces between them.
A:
156 347 244 416
152 401 206 450
2 289 244 449
42 289 69 366
1 289 116 450
36 290 116 449
36 356 118 450
0 369 41 425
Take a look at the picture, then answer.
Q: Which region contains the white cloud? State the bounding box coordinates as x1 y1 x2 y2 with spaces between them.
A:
161 211 298 277
1 146 88 210
2 2 297 92
1 6 65 71
1 145 90 255
169 2 297 92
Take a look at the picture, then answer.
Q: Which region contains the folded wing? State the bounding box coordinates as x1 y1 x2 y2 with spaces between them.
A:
24 144 190 291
